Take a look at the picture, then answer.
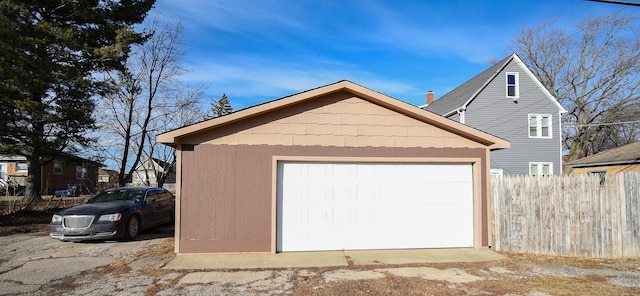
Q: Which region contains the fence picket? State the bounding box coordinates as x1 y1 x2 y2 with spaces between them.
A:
492 172 640 258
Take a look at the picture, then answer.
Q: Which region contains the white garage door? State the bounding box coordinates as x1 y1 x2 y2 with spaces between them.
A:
276 162 474 252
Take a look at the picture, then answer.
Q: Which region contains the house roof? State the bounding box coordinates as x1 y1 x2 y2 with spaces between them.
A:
137 158 176 173
566 142 640 168
151 158 175 171
0 152 102 166
0 155 26 161
158 80 510 150
425 53 566 116
55 151 103 166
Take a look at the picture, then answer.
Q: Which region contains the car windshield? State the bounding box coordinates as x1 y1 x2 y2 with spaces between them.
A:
88 189 145 204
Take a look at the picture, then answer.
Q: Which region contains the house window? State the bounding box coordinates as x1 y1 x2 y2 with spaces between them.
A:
16 162 27 173
529 162 553 176
76 165 88 180
53 162 63 174
529 114 552 138
506 72 519 98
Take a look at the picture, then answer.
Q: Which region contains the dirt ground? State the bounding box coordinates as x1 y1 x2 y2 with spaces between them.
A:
1 200 640 295
0 197 84 236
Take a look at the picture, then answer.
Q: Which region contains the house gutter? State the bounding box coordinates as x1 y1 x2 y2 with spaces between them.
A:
567 159 640 168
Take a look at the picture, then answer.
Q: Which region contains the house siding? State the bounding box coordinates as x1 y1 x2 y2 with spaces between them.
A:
447 112 460 123
179 144 488 253
463 61 562 175
42 162 98 195
186 91 485 149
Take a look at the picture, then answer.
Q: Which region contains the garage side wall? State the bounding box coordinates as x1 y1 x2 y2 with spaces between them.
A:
180 144 487 253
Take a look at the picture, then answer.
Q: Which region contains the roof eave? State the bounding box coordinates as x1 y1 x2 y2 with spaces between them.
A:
567 159 640 168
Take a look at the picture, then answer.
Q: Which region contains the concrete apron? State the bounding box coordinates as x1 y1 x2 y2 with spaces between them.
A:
164 248 506 270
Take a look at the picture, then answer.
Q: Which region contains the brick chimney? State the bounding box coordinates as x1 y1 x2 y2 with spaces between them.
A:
427 90 434 105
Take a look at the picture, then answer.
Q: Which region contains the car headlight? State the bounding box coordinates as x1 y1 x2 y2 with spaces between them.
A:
51 214 62 224
98 213 122 222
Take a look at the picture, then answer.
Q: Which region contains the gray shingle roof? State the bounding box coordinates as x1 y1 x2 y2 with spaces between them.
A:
425 54 514 116
567 142 640 167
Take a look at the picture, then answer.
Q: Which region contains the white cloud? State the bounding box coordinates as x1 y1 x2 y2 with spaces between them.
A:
353 1 509 64
156 0 305 34
180 54 418 108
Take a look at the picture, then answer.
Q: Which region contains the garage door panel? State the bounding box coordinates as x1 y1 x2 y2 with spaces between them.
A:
277 162 473 252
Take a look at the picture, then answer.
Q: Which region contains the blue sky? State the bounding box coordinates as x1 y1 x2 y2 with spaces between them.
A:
152 0 637 109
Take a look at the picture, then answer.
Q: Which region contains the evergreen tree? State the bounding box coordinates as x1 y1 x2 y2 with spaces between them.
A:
0 0 155 203
209 93 233 118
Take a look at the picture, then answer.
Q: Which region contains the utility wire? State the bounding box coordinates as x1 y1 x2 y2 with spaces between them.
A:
586 0 640 7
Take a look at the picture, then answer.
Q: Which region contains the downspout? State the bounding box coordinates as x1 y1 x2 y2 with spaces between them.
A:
457 107 466 124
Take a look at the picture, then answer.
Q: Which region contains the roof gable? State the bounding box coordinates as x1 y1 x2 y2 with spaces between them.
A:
426 54 565 116
158 80 510 150
567 142 640 167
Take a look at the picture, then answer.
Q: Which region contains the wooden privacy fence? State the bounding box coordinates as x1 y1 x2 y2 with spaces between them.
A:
491 172 640 258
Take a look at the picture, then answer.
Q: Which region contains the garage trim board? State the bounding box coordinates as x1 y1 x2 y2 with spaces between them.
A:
271 156 483 253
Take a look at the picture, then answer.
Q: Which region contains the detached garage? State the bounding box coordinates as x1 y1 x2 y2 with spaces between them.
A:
157 80 509 254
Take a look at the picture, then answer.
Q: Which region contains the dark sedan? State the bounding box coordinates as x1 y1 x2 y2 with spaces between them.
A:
49 187 174 242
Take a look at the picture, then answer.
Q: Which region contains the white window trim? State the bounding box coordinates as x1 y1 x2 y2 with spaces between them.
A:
529 162 553 176
506 72 519 99
16 162 28 173
528 114 552 139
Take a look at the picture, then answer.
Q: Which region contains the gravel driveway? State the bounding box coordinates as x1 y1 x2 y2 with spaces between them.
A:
1 226 639 295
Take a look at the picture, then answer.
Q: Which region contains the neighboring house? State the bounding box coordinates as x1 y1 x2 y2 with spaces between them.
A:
131 158 176 189
0 152 101 195
424 53 566 176
97 168 120 191
566 141 640 176
157 80 510 254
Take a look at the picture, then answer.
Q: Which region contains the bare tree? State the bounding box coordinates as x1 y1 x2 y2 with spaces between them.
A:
510 13 640 161
96 17 205 187
142 88 204 188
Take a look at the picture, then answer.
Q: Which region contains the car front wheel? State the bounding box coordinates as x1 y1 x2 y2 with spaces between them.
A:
125 215 140 240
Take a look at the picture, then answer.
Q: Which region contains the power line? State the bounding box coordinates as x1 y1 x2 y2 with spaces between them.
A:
565 120 640 127
586 0 640 7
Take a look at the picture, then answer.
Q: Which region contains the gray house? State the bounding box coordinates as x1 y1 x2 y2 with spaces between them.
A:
425 53 566 176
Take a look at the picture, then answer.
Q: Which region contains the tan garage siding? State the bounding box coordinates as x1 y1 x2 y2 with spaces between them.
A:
179 144 488 253
185 91 485 149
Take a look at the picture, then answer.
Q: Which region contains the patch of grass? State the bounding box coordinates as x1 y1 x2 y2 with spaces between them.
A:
504 252 640 271
291 275 468 296
467 274 640 295
98 258 133 275
0 196 23 202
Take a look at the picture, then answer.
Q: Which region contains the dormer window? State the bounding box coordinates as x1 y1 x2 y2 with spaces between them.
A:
506 72 519 98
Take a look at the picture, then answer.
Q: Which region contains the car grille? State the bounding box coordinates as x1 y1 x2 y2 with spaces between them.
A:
63 215 94 229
